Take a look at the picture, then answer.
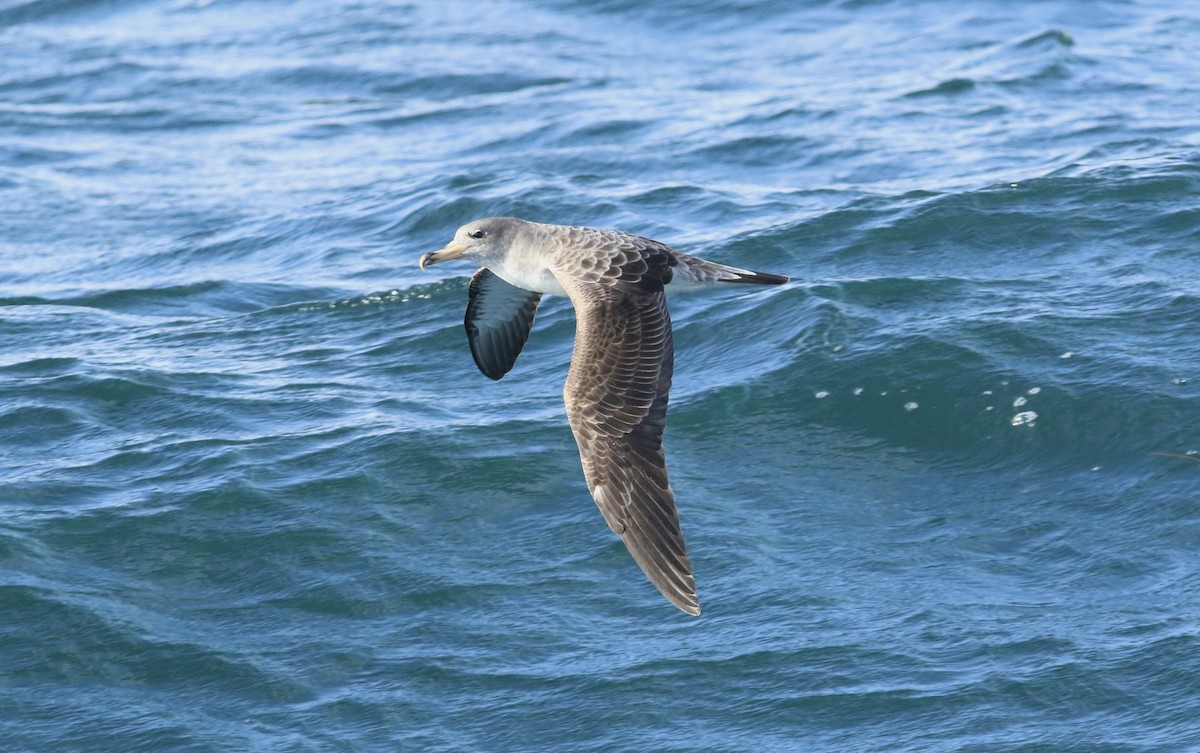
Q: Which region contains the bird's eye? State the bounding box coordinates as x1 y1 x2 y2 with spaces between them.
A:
469 230 486 239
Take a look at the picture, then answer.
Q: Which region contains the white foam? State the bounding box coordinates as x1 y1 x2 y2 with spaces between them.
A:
1011 410 1038 426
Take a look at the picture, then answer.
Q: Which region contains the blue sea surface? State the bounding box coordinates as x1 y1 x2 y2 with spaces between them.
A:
3 0 1200 750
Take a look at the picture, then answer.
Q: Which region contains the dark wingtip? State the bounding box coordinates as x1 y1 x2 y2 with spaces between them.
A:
658 584 700 615
471 349 511 381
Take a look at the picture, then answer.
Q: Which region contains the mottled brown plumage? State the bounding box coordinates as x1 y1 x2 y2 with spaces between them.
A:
419 217 788 615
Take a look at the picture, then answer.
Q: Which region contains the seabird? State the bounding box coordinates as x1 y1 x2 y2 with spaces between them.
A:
419 217 788 615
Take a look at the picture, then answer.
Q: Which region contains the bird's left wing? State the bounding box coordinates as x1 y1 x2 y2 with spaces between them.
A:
550 232 699 615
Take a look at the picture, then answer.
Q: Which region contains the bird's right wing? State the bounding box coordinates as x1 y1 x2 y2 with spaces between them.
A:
465 268 543 380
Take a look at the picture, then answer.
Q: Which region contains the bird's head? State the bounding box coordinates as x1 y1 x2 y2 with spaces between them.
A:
418 217 522 270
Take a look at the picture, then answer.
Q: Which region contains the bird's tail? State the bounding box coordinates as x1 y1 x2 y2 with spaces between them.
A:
717 267 789 285
672 254 789 286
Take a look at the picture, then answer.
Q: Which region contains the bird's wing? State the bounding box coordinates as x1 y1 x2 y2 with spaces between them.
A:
550 233 699 615
465 268 543 380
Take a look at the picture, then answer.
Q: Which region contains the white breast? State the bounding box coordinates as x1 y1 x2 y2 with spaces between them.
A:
487 255 568 297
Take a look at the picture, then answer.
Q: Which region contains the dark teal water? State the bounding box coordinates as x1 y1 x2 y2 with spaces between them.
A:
3 1 1200 750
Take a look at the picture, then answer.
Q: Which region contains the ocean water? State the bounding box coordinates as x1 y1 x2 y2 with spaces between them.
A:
3 0 1200 750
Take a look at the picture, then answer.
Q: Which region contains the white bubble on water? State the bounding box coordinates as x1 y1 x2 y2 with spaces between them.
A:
1061 352 1074 359
1013 396 1028 407
1011 410 1038 426
815 390 830 399
1027 387 1041 395
904 402 919 411
853 387 863 396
